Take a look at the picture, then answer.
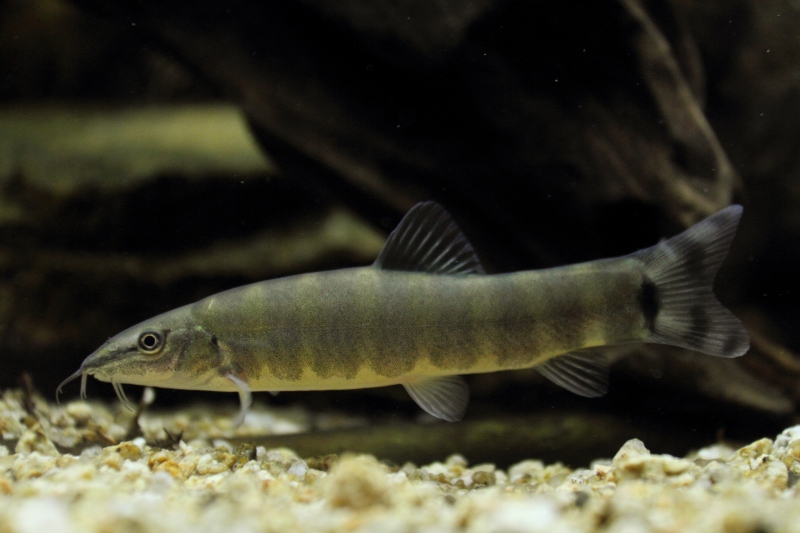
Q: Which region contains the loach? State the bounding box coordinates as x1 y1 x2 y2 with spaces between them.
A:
57 202 750 423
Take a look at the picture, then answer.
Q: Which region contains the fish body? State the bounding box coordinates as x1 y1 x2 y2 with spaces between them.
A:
58 202 750 422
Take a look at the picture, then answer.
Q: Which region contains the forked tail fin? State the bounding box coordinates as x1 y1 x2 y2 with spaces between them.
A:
634 205 750 357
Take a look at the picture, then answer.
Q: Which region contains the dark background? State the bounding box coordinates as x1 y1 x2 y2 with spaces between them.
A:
1 0 799 448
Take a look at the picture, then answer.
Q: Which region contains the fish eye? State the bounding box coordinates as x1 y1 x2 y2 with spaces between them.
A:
137 331 163 354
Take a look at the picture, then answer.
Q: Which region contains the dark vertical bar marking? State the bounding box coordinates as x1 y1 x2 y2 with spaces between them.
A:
638 275 660 333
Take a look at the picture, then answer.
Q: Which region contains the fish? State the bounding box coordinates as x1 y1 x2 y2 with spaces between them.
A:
57 202 750 423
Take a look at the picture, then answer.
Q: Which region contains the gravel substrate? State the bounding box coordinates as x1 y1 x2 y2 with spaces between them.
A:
1 389 799 533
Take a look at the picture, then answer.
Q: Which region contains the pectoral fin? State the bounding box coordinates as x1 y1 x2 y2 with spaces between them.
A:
403 376 469 422
224 369 252 427
536 350 609 397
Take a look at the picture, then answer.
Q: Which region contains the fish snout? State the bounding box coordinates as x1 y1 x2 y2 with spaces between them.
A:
55 347 108 402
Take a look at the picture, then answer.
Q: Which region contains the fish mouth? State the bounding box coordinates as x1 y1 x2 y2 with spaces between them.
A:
56 347 141 412
55 347 106 403
55 365 137 412
55 343 130 399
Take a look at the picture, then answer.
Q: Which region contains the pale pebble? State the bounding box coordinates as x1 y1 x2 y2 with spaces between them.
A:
287 459 308 478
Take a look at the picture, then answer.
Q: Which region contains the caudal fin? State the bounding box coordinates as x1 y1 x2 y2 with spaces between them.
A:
634 205 750 357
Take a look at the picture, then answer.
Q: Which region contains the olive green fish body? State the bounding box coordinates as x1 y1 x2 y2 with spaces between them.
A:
58 202 750 422
190 261 644 393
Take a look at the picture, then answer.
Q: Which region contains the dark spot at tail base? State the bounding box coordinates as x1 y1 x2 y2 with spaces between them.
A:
638 276 659 332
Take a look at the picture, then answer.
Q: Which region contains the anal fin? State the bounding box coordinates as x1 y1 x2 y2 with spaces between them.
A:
536 349 609 398
403 376 469 422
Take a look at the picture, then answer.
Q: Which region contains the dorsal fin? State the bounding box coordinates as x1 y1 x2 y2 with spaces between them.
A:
373 202 485 275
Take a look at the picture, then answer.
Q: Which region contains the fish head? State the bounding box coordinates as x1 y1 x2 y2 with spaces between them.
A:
57 305 219 401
